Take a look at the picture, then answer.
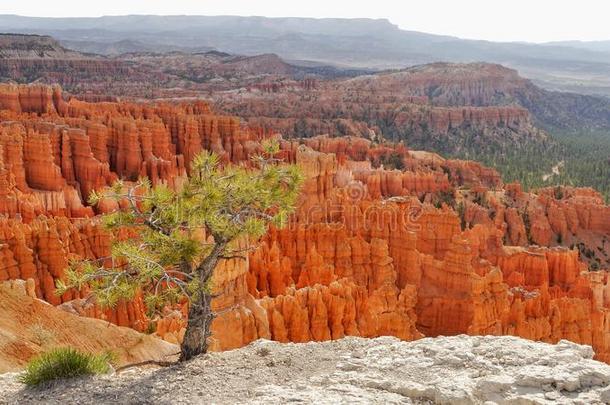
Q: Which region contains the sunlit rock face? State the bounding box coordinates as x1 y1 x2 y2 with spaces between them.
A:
0 84 609 362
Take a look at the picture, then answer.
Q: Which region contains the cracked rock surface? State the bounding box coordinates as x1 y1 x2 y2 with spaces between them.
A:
1 335 610 404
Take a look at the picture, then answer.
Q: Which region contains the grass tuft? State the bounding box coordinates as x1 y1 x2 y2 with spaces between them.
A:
29 323 55 346
19 348 114 386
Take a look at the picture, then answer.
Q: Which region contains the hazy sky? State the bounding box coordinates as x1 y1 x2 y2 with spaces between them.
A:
2 0 609 43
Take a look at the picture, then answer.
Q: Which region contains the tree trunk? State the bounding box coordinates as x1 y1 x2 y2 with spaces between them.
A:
178 241 225 362
179 289 215 361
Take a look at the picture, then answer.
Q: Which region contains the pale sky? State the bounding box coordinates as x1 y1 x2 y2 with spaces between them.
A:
2 0 610 43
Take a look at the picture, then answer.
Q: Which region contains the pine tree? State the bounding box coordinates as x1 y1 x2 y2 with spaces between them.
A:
57 141 302 361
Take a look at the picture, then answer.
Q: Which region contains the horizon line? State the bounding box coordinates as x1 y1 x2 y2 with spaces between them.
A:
0 13 608 44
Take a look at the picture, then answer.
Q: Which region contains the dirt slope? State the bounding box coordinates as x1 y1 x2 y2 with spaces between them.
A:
0 281 177 372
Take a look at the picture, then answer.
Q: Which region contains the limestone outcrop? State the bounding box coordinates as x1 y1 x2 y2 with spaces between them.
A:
3 336 610 404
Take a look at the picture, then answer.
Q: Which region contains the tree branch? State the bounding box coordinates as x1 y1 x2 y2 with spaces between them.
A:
219 255 247 261
114 359 178 373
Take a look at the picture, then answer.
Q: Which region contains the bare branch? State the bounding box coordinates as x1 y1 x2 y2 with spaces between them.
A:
115 359 177 373
219 255 247 261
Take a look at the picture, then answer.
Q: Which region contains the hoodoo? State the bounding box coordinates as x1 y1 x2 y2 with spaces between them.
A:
0 84 607 363
1 11 610 401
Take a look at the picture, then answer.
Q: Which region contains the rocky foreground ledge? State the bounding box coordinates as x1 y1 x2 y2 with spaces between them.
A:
1 335 610 404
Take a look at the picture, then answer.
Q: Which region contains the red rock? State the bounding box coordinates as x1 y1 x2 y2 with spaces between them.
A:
0 83 608 363
0 83 60 115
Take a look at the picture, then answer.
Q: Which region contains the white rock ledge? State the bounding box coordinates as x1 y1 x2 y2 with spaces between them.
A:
1 335 609 404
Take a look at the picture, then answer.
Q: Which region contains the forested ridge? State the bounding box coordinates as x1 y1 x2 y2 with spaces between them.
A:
403 128 610 201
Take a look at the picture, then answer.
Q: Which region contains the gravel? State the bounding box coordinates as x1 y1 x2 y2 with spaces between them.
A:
1 335 610 404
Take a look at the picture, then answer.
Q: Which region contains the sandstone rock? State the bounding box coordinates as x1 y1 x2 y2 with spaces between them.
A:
0 281 177 373
0 84 608 365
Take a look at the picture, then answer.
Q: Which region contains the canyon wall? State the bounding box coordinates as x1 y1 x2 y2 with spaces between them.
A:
0 84 608 362
213 67 546 158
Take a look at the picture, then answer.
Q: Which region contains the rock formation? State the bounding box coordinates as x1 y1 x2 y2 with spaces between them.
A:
0 84 608 364
0 280 177 372
213 66 547 159
3 336 610 403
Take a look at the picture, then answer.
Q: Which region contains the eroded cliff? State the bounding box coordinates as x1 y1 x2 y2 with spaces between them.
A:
0 84 608 363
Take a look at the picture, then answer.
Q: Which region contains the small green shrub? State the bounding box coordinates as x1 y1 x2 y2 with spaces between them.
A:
554 186 564 200
19 348 113 386
456 202 467 231
377 152 405 170
29 323 55 346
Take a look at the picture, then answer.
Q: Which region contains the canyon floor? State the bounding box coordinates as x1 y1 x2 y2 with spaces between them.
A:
1 336 610 404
